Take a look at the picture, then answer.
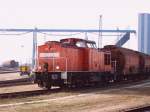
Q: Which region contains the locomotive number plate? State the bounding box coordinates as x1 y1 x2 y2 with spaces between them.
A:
40 53 60 58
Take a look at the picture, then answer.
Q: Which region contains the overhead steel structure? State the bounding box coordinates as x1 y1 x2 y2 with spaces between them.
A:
115 32 130 46
0 28 136 68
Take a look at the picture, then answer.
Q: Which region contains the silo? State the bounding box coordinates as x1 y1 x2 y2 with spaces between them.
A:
138 13 150 54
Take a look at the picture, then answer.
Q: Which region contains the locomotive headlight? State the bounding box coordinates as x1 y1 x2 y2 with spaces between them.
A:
38 66 42 70
56 66 59 70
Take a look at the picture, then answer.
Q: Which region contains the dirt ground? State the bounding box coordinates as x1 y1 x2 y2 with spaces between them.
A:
0 72 28 81
0 84 40 93
0 80 150 112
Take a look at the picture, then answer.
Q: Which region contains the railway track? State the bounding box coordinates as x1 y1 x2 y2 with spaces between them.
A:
0 78 149 99
0 88 61 99
123 105 150 112
0 71 19 74
0 78 33 87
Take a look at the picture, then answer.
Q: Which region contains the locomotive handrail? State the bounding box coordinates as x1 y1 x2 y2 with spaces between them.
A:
111 60 117 73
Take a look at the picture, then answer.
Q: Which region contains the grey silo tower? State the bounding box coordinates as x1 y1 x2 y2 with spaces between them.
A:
138 13 150 54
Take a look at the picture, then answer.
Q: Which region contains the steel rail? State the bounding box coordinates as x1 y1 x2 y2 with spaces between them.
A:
123 105 150 112
0 78 33 87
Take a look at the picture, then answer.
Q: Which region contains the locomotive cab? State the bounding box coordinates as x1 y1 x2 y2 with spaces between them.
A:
60 38 97 48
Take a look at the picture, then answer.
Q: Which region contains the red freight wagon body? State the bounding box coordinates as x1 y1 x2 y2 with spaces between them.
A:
139 53 150 73
35 38 112 89
144 56 150 69
103 45 140 75
103 45 150 81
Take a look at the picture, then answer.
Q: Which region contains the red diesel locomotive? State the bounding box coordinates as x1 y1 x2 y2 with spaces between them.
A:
34 38 150 89
34 38 112 89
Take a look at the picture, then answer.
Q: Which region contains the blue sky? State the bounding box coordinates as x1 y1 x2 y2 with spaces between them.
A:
0 0 149 64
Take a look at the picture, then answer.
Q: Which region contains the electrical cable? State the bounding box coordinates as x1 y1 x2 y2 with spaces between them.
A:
39 32 82 36
89 32 124 36
0 31 32 36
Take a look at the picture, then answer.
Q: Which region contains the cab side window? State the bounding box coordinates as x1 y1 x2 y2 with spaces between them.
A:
76 41 86 48
104 53 111 65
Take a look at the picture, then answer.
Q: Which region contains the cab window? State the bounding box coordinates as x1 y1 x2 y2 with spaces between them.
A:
104 53 111 65
87 43 97 48
87 43 93 48
93 44 97 48
76 41 86 48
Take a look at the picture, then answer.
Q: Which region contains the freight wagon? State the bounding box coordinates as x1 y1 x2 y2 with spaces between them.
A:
102 45 150 81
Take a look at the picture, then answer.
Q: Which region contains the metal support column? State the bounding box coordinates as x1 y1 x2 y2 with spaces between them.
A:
32 28 37 69
98 15 103 48
85 32 88 40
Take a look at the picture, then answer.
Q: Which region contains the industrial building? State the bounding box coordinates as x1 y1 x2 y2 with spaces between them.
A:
138 13 150 54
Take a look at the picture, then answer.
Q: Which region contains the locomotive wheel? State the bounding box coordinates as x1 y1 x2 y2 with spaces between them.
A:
93 82 101 87
59 84 66 89
74 81 84 88
43 82 51 90
101 76 109 86
37 80 44 87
